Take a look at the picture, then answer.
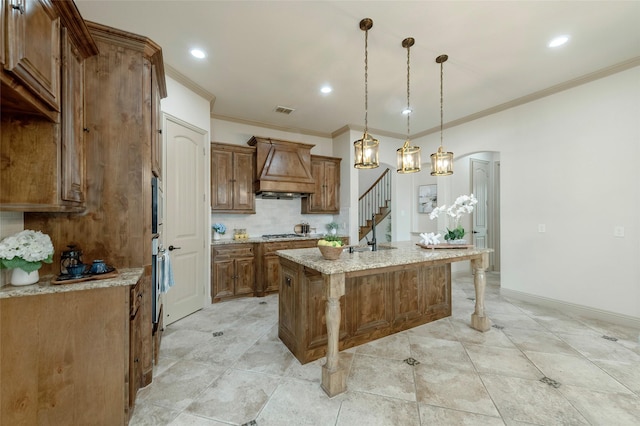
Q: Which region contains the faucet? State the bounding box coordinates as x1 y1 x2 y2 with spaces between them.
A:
367 213 377 251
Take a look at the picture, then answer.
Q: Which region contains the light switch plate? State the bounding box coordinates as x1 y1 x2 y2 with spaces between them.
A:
614 226 625 237
538 224 546 233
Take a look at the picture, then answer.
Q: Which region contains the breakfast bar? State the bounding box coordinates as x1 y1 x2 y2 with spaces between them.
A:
277 241 493 397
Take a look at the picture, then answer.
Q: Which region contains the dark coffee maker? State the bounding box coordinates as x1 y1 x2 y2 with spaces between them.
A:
60 245 83 275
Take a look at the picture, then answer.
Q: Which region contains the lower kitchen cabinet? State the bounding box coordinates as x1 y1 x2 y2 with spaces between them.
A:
212 244 255 302
0 285 132 424
255 239 319 296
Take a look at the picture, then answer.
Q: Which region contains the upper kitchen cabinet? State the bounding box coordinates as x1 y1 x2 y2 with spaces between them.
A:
151 63 162 178
2 0 60 120
301 155 341 214
211 142 255 213
0 0 98 212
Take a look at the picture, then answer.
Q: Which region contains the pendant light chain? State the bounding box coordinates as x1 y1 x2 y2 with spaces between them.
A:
439 58 444 147
406 42 411 137
364 26 369 132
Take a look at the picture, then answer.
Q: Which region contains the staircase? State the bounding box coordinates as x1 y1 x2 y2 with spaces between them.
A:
358 168 392 241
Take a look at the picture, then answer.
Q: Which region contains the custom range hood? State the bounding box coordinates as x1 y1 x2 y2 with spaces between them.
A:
247 136 315 198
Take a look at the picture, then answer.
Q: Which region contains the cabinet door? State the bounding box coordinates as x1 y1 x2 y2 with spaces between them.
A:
60 30 85 203
323 159 340 212
211 148 234 211
235 257 255 295
151 64 162 178
279 263 297 340
212 259 235 300
4 0 60 111
233 150 255 212
306 159 325 212
263 254 280 293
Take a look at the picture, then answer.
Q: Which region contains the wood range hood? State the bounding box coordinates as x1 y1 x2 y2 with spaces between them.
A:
247 136 315 198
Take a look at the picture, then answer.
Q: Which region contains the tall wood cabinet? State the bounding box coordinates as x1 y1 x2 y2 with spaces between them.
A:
301 155 341 214
24 20 167 418
211 142 255 213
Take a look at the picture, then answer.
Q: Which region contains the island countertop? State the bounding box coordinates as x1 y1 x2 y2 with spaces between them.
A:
0 267 144 299
276 241 493 275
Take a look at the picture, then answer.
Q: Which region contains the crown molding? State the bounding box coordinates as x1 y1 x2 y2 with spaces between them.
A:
211 114 332 139
164 64 216 112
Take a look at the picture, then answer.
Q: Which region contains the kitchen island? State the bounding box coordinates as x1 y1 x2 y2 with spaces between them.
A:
277 241 493 397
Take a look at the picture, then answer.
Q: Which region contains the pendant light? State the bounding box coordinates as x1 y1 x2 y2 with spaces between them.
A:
430 54 454 176
397 37 421 174
354 18 379 169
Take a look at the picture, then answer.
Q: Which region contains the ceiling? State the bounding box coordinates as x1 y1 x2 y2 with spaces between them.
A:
75 1 640 138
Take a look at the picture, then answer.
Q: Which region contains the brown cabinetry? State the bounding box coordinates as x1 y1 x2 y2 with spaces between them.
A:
279 261 451 364
302 155 341 214
129 279 143 410
255 239 320 296
0 285 132 425
151 63 162 178
1 0 61 118
211 142 255 213
212 244 255 302
0 0 97 212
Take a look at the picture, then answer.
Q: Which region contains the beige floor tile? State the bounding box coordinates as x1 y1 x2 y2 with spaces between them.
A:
449 318 518 349
405 317 460 342
409 335 476 373
129 401 180 425
347 353 417 401
557 331 640 363
136 359 226 411
481 374 589 425
558 385 640 425
336 391 420 426
255 377 344 426
418 404 505 426
168 412 230 425
354 332 412 360
414 365 500 417
284 352 354 384
594 359 640 394
232 332 296 376
464 344 541 380
524 351 633 394
503 327 581 356
185 368 280 424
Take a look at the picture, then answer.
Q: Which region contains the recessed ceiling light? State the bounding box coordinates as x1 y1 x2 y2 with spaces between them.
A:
402 108 412 115
320 85 332 94
190 48 206 59
548 35 569 48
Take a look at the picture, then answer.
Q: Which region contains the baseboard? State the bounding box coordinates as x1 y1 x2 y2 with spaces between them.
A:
501 288 640 330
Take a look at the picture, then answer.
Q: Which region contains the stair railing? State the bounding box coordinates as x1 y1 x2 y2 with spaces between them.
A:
358 168 391 231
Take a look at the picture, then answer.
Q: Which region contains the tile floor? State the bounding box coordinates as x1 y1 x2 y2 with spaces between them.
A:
130 273 640 425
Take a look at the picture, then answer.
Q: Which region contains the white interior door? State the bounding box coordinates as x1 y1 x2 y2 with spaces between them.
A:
471 158 489 250
163 114 207 325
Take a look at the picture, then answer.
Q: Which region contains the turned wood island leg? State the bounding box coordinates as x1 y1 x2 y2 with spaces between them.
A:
321 272 347 397
470 252 492 331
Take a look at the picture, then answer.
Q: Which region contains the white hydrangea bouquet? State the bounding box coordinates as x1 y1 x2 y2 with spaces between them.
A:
0 230 54 272
429 194 478 241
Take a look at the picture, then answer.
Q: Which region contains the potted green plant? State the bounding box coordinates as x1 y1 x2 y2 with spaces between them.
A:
429 194 478 244
326 222 340 235
0 229 54 285
212 223 226 240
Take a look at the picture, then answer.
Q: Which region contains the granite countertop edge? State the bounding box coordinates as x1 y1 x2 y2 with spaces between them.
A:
0 267 144 299
211 235 347 245
276 241 493 275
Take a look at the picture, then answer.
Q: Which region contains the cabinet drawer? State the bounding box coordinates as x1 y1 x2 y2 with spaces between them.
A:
130 281 142 317
262 240 317 255
213 244 254 259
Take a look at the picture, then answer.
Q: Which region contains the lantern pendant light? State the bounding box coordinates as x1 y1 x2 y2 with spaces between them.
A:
430 54 454 176
354 18 379 169
397 37 421 174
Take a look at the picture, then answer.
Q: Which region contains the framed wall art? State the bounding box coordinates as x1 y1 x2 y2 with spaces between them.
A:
418 184 437 214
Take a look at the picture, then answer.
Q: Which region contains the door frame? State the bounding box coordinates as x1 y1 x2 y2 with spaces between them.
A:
162 112 209 325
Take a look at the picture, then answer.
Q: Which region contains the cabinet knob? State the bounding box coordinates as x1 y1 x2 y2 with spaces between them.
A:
285 277 291 287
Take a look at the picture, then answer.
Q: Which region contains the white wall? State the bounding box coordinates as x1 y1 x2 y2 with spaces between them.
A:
411 67 640 320
0 212 25 287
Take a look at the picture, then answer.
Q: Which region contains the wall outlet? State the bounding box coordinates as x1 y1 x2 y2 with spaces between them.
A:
614 226 625 237
538 224 546 233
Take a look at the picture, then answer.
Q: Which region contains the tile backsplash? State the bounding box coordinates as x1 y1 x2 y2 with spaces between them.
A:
211 198 337 238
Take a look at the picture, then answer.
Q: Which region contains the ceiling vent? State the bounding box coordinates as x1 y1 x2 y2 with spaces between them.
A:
274 105 295 115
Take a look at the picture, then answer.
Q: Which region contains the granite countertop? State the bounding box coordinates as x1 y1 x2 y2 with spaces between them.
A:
276 241 493 275
0 267 144 299
211 234 346 245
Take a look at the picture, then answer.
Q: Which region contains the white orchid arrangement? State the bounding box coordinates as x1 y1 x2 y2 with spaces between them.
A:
429 194 478 241
0 230 54 272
